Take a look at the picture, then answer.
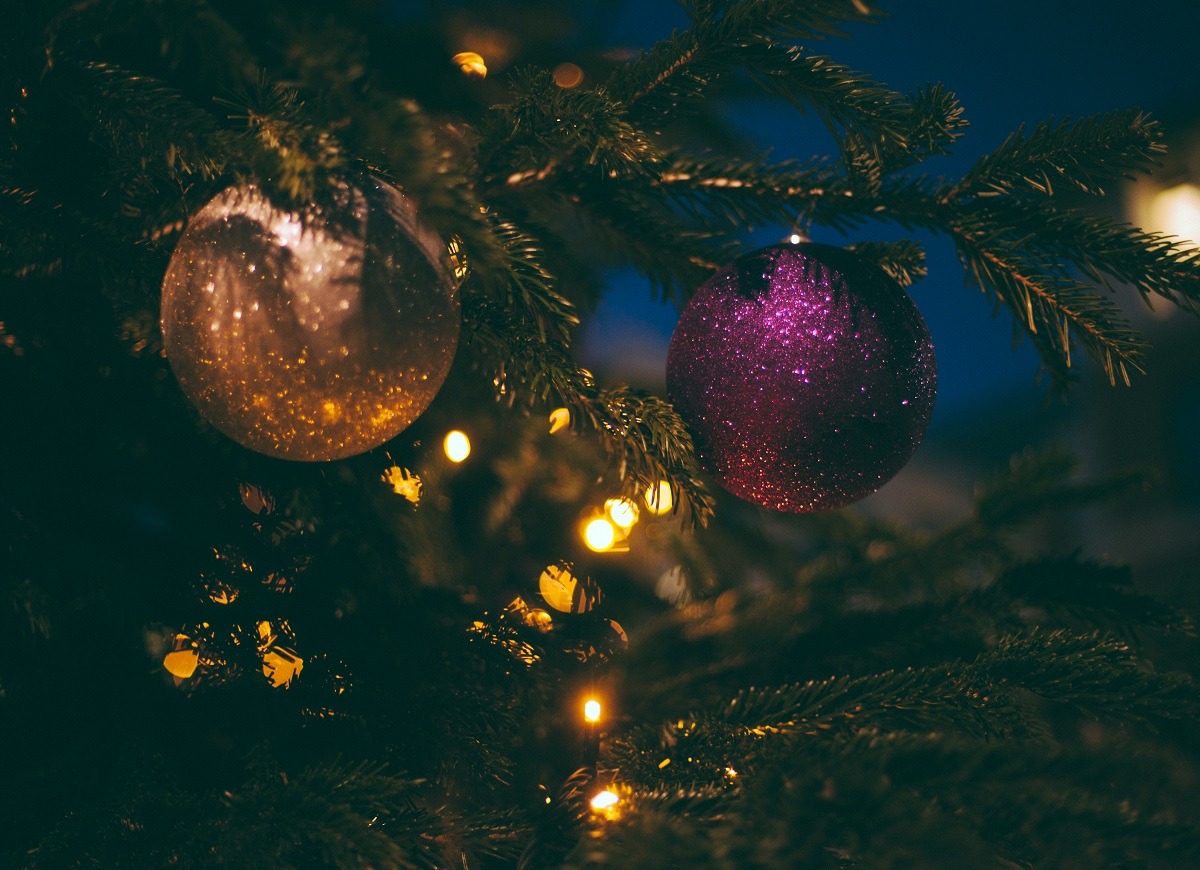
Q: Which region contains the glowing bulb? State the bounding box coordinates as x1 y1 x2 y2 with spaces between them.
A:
548 407 571 434
789 233 802 244
553 62 584 89
1148 183 1200 246
443 430 471 462
590 790 619 811
583 517 616 552
451 51 487 77
643 481 674 515
604 498 639 530
584 699 602 723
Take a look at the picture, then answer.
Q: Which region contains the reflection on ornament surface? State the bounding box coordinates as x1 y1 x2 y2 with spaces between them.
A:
161 180 459 461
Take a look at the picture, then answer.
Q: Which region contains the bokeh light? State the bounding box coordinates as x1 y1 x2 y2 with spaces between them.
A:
443 430 471 462
643 480 674 515
605 497 639 529
583 517 616 552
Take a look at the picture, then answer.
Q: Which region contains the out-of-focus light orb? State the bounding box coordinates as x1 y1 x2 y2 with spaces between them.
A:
163 642 199 680
553 62 584 89
604 497 639 530
548 407 571 434
584 699 602 722
789 233 803 244
1148 183 1200 246
590 790 620 811
452 51 487 77
643 480 674 515
443 430 471 462
583 517 616 552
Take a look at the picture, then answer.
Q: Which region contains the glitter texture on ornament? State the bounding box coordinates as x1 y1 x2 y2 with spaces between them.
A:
667 243 936 513
161 179 459 461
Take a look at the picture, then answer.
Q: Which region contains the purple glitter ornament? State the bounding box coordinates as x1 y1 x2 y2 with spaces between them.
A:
666 243 936 513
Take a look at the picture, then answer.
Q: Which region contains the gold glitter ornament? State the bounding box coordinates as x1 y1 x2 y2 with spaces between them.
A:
161 180 460 461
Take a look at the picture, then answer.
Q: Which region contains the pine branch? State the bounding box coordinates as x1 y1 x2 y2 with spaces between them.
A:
972 447 1150 528
846 239 927 287
992 555 1197 638
63 62 229 183
972 199 1200 315
953 109 1165 198
221 82 348 208
612 629 1197 794
219 760 430 867
597 723 1200 866
607 0 882 121
658 152 838 231
742 43 913 150
471 217 579 345
953 229 1145 388
461 220 715 526
483 70 663 192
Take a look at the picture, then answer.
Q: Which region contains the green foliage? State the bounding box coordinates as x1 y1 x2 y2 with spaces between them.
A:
954 110 1166 198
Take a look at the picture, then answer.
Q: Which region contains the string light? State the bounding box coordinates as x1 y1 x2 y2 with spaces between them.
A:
451 51 487 77
583 517 616 552
443 430 471 462
548 407 571 434
604 497 639 530
643 481 674 515
584 698 602 723
589 789 621 820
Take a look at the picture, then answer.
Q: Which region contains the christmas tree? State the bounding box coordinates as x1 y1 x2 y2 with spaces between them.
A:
4 1 1200 866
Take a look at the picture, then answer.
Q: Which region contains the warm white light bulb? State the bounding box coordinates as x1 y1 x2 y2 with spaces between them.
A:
584 699 602 723
583 518 616 552
643 481 674 515
443 430 471 462
590 790 619 811
605 498 639 530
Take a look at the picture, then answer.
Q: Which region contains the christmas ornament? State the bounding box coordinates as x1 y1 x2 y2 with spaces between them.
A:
667 243 936 513
161 179 459 461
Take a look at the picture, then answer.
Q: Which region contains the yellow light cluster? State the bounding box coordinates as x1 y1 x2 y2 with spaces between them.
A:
584 698 602 723
580 484 674 551
605 497 639 530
